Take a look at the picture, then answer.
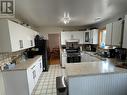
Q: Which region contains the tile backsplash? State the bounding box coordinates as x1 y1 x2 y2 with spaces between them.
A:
0 50 24 70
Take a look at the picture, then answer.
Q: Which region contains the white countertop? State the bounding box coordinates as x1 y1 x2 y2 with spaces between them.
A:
65 62 127 77
3 55 42 71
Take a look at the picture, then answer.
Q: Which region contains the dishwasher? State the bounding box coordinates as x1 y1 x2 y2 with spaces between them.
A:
56 76 68 95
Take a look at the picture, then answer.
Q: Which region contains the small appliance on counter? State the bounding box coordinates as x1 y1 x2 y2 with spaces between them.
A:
4 63 16 70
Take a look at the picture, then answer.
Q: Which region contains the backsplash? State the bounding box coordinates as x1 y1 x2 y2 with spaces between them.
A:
0 51 24 70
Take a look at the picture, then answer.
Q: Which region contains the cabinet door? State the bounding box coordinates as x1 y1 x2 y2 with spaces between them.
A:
62 53 67 67
91 29 98 44
61 32 71 45
72 31 84 44
123 15 127 48
27 69 35 95
39 57 43 72
84 30 91 44
34 62 40 84
112 20 122 46
8 20 23 52
106 23 112 45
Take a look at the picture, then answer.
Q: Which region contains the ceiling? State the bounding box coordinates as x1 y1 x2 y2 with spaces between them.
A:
15 0 127 27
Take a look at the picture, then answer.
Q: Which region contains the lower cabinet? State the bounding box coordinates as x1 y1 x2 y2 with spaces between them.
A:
2 56 43 95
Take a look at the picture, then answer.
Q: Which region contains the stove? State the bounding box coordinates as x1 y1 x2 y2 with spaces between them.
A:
65 41 81 63
66 49 81 63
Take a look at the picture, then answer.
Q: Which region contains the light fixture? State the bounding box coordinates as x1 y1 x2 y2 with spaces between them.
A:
62 12 71 24
95 17 101 21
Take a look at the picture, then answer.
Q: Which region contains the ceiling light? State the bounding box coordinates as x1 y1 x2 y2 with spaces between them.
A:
95 17 101 21
62 12 71 24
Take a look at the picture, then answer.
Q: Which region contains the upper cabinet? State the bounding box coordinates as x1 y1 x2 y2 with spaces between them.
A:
61 31 84 45
0 19 38 52
122 15 127 48
106 20 123 46
84 29 98 44
84 30 90 44
90 29 98 44
105 23 112 45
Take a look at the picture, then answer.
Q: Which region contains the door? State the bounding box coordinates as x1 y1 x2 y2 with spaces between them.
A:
48 34 60 64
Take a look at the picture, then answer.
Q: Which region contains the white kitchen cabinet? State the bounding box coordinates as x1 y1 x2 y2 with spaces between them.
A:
84 30 90 44
61 31 84 45
0 19 37 52
84 29 98 44
106 23 112 45
122 15 127 48
112 20 122 46
106 20 122 46
90 29 98 44
61 52 67 67
2 56 43 95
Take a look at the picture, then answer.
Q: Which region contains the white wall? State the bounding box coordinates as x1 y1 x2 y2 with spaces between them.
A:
37 26 85 39
37 27 62 39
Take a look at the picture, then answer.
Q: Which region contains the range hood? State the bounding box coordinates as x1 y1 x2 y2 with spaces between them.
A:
65 39 79 42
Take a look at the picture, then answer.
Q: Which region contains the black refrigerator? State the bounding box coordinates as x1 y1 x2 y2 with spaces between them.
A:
34 35 49 71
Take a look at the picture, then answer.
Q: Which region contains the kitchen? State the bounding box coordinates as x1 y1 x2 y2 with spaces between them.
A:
1 0 127 95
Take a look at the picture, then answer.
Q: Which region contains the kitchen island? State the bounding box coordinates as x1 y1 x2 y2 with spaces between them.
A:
65 62 127 95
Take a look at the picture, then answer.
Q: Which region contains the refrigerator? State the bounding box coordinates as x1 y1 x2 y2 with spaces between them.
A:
34 35 49 71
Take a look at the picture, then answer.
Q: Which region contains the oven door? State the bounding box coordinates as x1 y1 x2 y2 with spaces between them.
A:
67 55 81 63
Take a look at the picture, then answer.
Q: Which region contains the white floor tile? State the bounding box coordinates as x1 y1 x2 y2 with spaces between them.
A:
32 64 65 95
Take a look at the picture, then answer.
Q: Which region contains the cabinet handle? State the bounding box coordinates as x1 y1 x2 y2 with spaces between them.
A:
40 62 42 69
31 65 36 69
19 40 23 48
33 70 36 79
30 40 33 46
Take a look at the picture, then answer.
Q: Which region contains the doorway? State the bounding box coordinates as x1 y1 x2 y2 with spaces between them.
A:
48 34 60 64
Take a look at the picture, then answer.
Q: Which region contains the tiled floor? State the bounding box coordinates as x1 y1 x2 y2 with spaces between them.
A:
32 64 65 95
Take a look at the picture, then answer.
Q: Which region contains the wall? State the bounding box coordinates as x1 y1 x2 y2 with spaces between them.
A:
92 10 127 29
48 34 60 51
0 51 24 70
37 26 85 39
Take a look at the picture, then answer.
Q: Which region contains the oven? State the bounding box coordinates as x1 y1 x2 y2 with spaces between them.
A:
65 41 81 63
67 54 81 63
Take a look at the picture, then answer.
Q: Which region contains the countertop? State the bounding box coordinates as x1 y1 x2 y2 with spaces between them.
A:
65 62 127 77
3 55 42 71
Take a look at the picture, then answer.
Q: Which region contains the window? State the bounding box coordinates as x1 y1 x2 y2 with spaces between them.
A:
99 29 107 48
